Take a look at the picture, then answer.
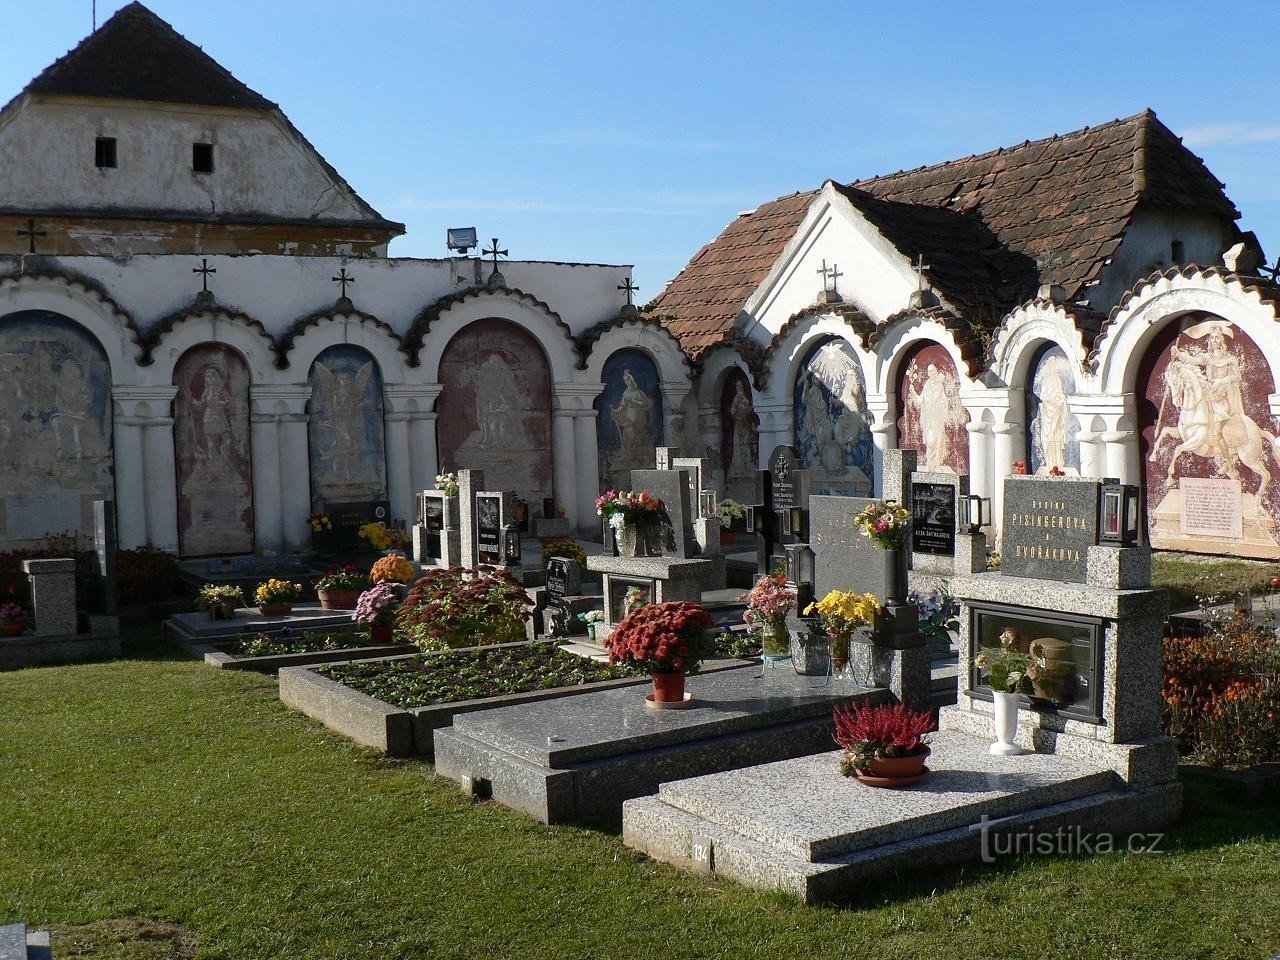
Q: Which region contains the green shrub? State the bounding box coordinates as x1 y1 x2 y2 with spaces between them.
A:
540 537 587 570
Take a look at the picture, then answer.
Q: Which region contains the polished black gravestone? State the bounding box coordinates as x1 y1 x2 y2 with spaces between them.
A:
911 481 956 557
476 493 502 565
326 500 389 553
1001 477 1102 583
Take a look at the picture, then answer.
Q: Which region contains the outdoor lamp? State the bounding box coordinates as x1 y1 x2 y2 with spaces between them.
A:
1099 483 1140 546
699 489 718 521
787 506 807 540
502 523 521 565
785 543 816 611
745 506 761 534
959 494 991 534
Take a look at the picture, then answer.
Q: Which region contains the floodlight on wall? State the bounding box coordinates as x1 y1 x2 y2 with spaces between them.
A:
447 227 478 254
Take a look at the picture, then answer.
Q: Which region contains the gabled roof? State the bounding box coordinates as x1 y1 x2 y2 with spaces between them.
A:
22 2 275 111
649 110 1239 358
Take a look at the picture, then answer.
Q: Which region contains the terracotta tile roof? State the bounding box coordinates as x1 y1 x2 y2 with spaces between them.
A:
651 110 1239 357
21 3 275 111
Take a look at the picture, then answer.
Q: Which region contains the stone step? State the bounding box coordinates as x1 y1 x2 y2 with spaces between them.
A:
652 731 1120 862
0 926 25 960
24 929 50 960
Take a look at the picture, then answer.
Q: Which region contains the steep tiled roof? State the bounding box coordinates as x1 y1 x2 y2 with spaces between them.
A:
651 110 1238 357
647 190 815 357
22 3 275 110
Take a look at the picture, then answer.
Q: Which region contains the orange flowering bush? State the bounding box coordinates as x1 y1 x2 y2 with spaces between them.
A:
370 553 416 584
1163 615 1280 768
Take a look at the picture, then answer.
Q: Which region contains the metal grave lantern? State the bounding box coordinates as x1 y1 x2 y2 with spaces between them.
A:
784 542 816 611
502 523 521 565
959 493 991 535
1099 483 1140 546
699 488 718 521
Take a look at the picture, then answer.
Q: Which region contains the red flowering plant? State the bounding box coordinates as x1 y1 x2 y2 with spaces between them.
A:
314 563 368 593
833 701 935 776
605 600 716 675
1011 460 1028 475
1048 465 1066 477
396 565 533 651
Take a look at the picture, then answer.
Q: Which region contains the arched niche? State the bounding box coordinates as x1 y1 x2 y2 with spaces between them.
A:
1137 312 1280 559
0 310 114 548
437 318 553 509
1026 343 1080 475
173 343 254 556
307 344 387 507
720 367 759 501
895 340 969 474
595 348 664 492
792 336 873 494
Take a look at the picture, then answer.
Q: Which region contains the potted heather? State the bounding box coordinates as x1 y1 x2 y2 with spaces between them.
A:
595 489 665 557
605 600 715 705
741 572 796 660
195 584 245 621
353 581 403 645
804 588 881 676
0 602 27 637
974 626 1033 756
255 578 302 616
833 701 935 785
314 564 367 610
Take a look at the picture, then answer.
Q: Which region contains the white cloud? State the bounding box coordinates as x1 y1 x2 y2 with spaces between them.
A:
1181 121 1280 148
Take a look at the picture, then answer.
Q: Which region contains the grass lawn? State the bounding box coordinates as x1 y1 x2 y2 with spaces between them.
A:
1151 552 1280 613
1 635 1278 960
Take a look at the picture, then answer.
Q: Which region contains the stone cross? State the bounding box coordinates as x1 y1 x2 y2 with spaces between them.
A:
816 259 842 294
913 253 930 292
193 258 216 293
332 267 355 298
17 218 46 254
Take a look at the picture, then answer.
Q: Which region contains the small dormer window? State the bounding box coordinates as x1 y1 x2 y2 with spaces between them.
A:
95 137 117 169
192 142 214 174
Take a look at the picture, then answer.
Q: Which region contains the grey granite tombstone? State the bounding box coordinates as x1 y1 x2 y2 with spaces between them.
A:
630 468 695 558
22 558 78 636
809 495 890 603
91 499 117 616
546 556 582 600
457 470 485 567
1001 477 1104 583
414 490 462 568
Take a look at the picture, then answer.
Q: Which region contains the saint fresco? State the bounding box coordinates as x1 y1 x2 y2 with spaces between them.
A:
720 369 759 501
792 338 873 494
1027 345 1079 475
1140 316 1280 558
174 343 254 556
0 311 113 546
437 319 553 510
897 342 969 474
596 349 663 492
308 345 387 506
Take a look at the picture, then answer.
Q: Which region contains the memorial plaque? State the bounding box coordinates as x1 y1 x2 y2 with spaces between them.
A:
1001 477 1100 583
546 556 581 602
1178 477 1243 539
329 500 388 552
607 575 655 624
423 497 444 559
910 481 956 556
630 468 695 557
769 446 802 511
476 494 502 564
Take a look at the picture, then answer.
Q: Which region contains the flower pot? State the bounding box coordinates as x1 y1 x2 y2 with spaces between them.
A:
650 670 686 703
721 531 736 545
258 603 293 617
370 624 394 645
828 632 851 675
990 690 1025 755
760 620 791 660
864 747 930 780
318 588 360 611
618 523 639 558
0 622 24 637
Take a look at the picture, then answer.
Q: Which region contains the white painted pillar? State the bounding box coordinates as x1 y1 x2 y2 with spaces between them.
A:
249 411 282 552
551 406 579 527
990 423 1018 542
1077 429 1101 478
966 420 992 501
384 411 413 525
1102 430 1133 483
754 402 791 462
111 408 147 549
143 414 178 552
574 410 600 535
278 412 312 551
410 412 438 499
388 384 441 505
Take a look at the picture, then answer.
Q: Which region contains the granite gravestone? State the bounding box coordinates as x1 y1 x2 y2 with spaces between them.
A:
476 494 503 565
910 481 956 556
329 500 389 553
91 499 117 616
546 556 582 601
808 495 892 603
765 446 809 574
1001 477 1103 583
629 468 695 557
421 495 445 561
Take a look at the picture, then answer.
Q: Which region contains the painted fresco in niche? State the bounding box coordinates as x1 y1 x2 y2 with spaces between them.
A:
1139 315 1280 559
1027 344 1080 475
437 319 552 509
0 311 113 545
596 349 663 492
792 338 873 494
720 369 759 502
896 342 969 474
174 344 254 556
308 345 387 506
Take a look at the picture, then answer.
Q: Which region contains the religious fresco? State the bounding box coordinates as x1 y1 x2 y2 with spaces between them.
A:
792 338 873 494
0 311 113 546
1138 315 1280 559
308 345 387 506
896 342 969 474
1026 344 1080 475
720 368 759 501
437 318 552 509
596 349 664 492
174 343 254 556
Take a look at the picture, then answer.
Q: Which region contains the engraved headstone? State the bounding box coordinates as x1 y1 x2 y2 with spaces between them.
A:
808 495 892 603
90 499 117 615
1001 477 1102 582
422 495 445 559
910 481 956 556
328 500 389 553
630 468 695 557
476 494 503 564
546 556 582 602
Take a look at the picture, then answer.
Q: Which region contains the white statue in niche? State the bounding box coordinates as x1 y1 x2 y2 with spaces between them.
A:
192 365 235 482
1034 353 1071 472
463 353 522 450
611 368 654 466
727 379 756 477
905 359 965 472
313 359 373 479
1152 321 1280 498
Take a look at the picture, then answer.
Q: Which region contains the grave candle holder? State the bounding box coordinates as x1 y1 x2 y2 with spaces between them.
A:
958 494 991 534
502 523 521 566
1099 483 1140 546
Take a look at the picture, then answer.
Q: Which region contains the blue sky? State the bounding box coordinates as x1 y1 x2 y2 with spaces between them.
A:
7 1 1280 297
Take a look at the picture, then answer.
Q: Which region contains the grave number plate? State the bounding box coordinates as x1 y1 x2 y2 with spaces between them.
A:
690 834 715 874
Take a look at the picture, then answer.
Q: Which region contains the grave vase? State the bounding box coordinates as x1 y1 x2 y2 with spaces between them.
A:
827 631 852 676
618 523 639 558
760 619 791 660
887 544 909 605
990 691 1026 756
650 670 685 703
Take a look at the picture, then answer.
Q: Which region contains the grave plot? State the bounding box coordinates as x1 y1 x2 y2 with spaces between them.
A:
198 626 415 673
164 602 359 650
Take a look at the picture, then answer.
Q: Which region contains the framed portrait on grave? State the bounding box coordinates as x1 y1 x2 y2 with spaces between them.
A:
476 495 501 564
423 497 444 559
607 576 656 624
966 601 1103 724
910 482 956 556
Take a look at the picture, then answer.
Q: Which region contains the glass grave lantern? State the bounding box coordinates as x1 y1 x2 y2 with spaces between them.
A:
1099 483 1140 546
784 542 816 614
502 523 521 566
699 489 718 521
958 494 991 535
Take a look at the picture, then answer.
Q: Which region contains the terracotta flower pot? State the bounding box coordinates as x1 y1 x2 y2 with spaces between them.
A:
864 747 929 780
370 624 394 645
0 622 24 637
258 603 293 617
650 670 686 703
318 588 360 611
721 531 736 545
